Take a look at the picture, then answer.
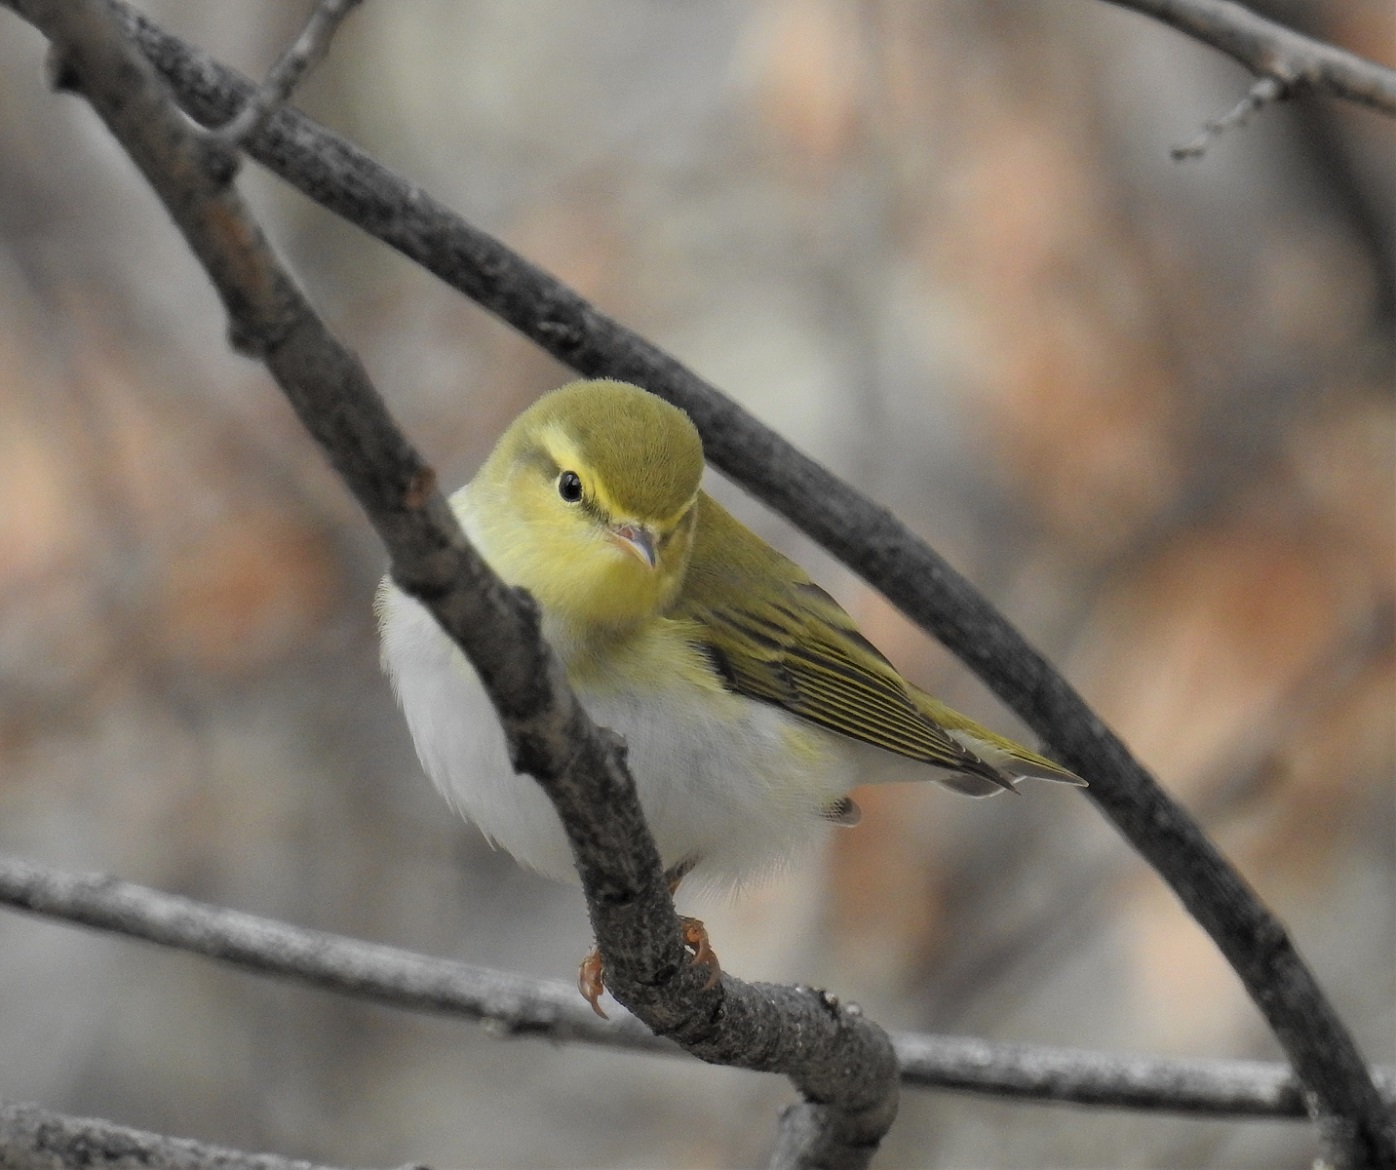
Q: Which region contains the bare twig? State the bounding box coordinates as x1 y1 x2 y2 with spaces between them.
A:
2 3 900 1167
0 851 668 1056
0 1099 358 1170
4 852 1395 1121
894 1033 1396 1119
1171 73 1286 158
1104 0 1396 116
208 0 363 151
76 9 1396 1168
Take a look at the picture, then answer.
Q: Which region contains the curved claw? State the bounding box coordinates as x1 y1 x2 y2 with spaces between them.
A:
680 916 722 990
578 948 608 1019
576 919 720 1016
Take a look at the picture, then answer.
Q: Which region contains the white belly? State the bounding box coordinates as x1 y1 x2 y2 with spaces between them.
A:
377 583 856 893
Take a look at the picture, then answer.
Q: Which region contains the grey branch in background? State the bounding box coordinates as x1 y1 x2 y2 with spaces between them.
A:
895 1033 1396 1119
87 6 1396 1168
0 1099 357 1170
0 852 668 1057
3 851 1396 1121
1104 0 1396 116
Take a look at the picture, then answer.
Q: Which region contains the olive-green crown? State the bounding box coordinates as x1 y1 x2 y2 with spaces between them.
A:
523 380 704 520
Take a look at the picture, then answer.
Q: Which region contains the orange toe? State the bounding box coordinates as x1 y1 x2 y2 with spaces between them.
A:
578 948 608 1018
679 915 722 990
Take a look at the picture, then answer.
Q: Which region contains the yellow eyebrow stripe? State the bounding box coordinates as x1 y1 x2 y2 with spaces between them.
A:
536 421 697 528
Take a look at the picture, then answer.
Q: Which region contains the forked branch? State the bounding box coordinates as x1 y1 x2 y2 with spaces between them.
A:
1104 0 1396 116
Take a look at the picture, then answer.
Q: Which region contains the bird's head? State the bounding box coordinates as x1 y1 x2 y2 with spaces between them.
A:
464 380 705 643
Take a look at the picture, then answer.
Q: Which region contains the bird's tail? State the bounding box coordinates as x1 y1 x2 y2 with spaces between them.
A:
910 688 1086 796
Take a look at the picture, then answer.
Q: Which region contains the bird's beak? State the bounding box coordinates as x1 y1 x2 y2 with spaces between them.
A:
608 523 657 569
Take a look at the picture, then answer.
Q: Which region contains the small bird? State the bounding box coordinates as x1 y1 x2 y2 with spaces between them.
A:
378 379 1083 1014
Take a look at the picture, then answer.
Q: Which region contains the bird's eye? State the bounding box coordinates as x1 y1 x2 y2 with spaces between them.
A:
557 471 584 503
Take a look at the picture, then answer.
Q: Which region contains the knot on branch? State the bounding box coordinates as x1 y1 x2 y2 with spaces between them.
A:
1250 912 1294 967
535 318 584 351
401 465 438 511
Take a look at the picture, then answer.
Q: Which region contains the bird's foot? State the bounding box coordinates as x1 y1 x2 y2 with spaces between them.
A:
680 915 722 990
576 917 722 1018
578 948 608 1019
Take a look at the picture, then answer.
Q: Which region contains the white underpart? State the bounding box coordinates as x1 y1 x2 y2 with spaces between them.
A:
377 512 857 893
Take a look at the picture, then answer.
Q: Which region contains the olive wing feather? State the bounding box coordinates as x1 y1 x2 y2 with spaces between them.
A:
674 494 986 774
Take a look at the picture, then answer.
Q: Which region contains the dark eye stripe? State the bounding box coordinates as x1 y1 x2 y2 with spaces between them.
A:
520 447 561 480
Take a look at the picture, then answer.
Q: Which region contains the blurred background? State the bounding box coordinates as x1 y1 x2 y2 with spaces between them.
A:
0 1 1391 1167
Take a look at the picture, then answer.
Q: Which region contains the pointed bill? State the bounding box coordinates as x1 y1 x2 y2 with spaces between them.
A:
609 523 657 569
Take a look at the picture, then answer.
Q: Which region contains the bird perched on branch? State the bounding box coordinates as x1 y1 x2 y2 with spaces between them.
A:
378 379 1083 1015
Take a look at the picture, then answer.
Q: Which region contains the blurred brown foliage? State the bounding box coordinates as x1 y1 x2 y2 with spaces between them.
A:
0 2 1390 1168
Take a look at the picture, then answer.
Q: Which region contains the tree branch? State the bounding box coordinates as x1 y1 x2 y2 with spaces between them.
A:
1170 74 1286 159
0 851 667 1057
895 1033 1396 1120
73 7 1396 1167
0 1099 357 1170
1103 0 1396 116
1 2 899 1167
5 852 1395 1121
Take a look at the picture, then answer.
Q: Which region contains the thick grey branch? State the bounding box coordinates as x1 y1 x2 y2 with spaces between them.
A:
1104 0 1396 116
1 2 900 1167
0 1099 355 1170
80 7 1396 1167
5 852 1395 1121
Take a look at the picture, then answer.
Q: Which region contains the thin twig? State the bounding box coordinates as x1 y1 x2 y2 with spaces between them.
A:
0 852 667 1055
894 1033 1396 1119
1104 0 1396 116
4 852 1395 1120
79 9 1396 1168
1171 73 1286 159
209 0 363 151
2 4 901 1167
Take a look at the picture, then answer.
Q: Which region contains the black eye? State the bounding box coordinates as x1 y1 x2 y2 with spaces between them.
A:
557 471 583 502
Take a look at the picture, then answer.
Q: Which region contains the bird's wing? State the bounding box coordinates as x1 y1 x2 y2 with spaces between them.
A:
674 494 1000 779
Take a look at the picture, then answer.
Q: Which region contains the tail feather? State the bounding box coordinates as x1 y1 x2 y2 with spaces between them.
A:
911 688 1086 793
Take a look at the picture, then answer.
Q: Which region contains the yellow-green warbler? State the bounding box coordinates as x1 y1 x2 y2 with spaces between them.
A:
378 379 1083 1012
